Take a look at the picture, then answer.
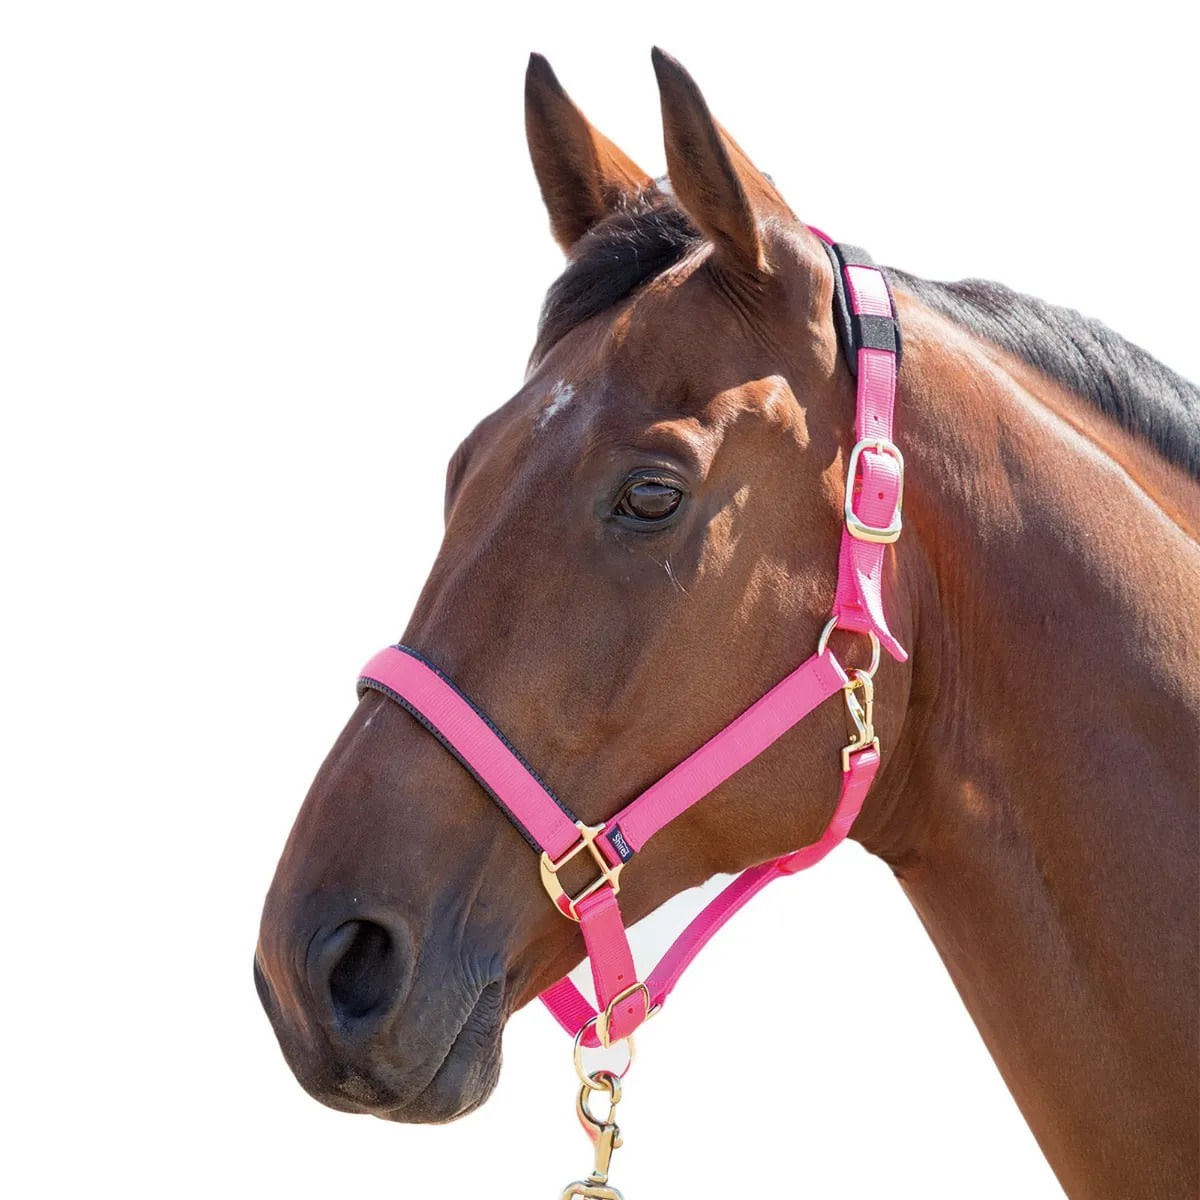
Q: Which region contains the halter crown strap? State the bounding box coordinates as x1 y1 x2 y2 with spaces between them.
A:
357 232 904 1049
822 240 907 662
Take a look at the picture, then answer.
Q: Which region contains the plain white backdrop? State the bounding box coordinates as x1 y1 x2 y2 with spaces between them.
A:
3 2 1196 1197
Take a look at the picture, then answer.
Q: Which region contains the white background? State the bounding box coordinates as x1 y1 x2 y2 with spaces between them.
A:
3 3 1195 1197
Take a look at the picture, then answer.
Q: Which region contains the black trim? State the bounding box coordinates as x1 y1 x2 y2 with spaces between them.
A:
833 242 876 268
824 240 903 377
886 266 904 365
358 644 580 853
825 241 858 377
853 313 898 354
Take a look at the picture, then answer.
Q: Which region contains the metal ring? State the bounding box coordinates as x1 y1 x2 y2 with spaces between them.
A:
573 1019 635 1089
817 615 881 679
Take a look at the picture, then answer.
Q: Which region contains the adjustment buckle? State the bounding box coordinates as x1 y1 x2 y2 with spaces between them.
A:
540 822 625 921
845 438 904 544
596 982 652 1049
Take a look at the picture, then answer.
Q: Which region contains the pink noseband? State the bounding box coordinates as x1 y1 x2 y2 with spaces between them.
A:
358 234 905 1050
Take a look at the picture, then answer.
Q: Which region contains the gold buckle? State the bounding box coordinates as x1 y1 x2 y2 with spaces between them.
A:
540 821 625 921
595 982 652 1049
844 437 904 543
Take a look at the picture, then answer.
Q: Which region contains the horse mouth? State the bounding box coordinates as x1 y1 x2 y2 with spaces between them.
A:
256 944 507 1125
373 979 505 1124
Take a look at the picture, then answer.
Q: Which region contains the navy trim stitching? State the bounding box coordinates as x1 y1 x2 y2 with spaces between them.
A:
357 644 581 848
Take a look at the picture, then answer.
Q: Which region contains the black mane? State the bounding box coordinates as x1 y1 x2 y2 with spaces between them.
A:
535 202 1200 479
886 270 1200 477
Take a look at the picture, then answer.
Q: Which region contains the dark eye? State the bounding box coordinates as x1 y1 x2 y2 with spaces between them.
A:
615 478 684 524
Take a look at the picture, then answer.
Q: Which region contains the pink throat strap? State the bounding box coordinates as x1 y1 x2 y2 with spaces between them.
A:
357 232 904 1049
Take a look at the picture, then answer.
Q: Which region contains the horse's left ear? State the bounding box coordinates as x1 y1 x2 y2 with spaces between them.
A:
652 47 795 275
525 53 653 253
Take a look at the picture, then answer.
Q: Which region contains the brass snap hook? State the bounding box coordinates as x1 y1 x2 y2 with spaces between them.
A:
560 1070 627 1200
559 1183 624 1199
841 667 880 770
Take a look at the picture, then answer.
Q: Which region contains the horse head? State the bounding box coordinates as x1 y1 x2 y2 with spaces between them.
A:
253 49 912 1124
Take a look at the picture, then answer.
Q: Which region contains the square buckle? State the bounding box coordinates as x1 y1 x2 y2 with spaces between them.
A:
539 821 624 922
845 437 904 544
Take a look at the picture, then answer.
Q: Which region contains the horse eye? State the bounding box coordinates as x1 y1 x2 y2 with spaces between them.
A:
616 480 683 523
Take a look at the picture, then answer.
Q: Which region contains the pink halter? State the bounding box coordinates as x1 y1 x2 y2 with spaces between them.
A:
358 234 905 1050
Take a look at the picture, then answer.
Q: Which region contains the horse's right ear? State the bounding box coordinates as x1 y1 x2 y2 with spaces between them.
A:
525 53 652 253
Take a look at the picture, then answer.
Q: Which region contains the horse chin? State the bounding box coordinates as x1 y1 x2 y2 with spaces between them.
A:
300 1002 504 1125
374 1002 504 1125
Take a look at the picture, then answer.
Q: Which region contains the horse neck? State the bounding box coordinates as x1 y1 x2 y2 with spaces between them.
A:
856 297 1199 1198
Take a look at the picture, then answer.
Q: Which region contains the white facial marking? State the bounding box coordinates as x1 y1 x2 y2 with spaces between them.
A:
535 379 575 431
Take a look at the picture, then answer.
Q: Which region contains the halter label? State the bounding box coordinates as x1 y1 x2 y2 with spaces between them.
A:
606 826 635 864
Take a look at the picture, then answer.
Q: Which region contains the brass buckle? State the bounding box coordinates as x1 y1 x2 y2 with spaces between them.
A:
844 437 904 543
595 982 652 1049
540 821 625 921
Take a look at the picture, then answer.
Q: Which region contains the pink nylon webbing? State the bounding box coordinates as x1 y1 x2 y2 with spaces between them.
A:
601 650 848 858
541 743 880 1045
832 263 907 661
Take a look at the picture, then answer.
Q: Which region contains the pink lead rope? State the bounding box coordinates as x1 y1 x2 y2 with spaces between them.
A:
358 232 905 1050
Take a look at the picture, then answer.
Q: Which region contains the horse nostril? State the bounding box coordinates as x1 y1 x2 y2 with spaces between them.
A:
316 920 401 1025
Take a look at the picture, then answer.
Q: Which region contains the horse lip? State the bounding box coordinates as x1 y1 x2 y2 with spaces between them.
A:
373 979 505 1123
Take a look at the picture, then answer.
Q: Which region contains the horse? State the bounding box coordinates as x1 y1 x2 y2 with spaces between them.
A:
254 49 1200 1198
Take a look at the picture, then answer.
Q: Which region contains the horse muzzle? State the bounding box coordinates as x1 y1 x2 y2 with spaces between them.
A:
253 903 506 1123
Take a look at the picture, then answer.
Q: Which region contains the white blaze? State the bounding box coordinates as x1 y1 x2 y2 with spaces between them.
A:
535 379 575 431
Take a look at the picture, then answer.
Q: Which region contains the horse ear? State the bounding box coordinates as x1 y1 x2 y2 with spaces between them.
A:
651 47 793 275
525 53 653 253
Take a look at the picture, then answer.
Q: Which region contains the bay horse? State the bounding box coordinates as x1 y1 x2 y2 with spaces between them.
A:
255 49 1200 1198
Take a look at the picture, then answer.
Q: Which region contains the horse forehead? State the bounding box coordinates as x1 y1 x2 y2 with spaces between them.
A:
520 358 790 465
524 369 700 457
531 377 578 433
